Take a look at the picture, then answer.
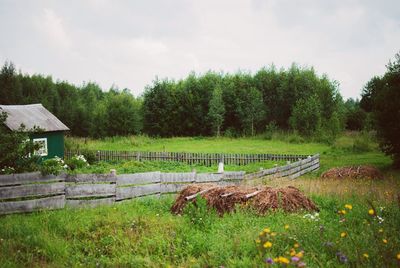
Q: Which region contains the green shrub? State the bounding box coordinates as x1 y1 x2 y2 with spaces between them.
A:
40 157 66 176
66 155 89 171
263 121 278 140
80 149 96 164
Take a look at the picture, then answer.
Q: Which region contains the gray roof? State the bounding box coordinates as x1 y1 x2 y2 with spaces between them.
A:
0 104 69 132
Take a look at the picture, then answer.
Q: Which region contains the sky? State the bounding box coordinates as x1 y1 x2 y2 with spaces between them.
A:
0 0 399 99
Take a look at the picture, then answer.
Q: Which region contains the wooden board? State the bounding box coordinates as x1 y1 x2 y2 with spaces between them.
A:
160 183 188 193
289 163 320 179
65 184 116 198
196 173 223 183
66 197 115 208
0 195 65 215
65 173 116 183
116 183 160 200
117 172 161 186
223 171 246 180
160 172 196 183
0 172 64 186
0 182 65 200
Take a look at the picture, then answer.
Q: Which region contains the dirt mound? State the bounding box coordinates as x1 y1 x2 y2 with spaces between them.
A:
171 184 318 215
321 165 383 180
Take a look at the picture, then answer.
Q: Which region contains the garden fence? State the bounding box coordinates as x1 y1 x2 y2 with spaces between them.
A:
0 154 319 215
65 150 309 166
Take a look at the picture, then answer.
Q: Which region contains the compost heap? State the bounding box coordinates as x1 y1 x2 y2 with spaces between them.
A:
171 184 319 215
321 165 383 180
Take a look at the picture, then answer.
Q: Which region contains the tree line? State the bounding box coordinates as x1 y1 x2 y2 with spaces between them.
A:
1 61 366 139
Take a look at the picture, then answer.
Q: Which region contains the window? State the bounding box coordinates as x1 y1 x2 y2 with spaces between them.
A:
33 138 48 156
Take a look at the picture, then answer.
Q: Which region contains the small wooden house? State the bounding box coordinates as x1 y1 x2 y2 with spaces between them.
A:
0 104 69 160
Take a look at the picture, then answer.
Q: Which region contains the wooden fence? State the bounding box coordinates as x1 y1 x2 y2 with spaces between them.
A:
65 150 309 166
0 154 319 215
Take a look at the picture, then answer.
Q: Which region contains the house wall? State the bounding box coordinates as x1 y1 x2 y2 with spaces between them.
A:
30 131 65 160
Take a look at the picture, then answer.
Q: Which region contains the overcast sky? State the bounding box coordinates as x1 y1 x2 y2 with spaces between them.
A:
0 0 399 99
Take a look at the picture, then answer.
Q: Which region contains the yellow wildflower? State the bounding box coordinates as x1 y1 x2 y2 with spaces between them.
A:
345 204 353 210
290 250 296 256
363 253 369 258
271 232 277 237
263 228 271 233
379 228 384 233
296 251 304 258
263 241 273 248
273 258 279 262
340 210 346 215
397 253 400 260
255 239 261 244
294 243 300 248
383 239 388 244
368 209 375 215
284 224 289 229
278 256 290 264
340 232 347 238
259 231 264 236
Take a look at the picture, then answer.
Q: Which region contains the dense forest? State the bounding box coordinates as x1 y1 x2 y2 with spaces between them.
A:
0 62 366 139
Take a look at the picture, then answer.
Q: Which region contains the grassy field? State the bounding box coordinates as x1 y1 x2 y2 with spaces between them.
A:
1 132 400 267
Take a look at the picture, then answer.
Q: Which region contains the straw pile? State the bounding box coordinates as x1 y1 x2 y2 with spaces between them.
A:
321 165 383 180
171 184 318 215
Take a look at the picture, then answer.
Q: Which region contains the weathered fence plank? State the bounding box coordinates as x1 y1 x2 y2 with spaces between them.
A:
223 171 246 180
160 183 188 194
66 197 115 208
0 182 65 200
65 184 116 198
160 172 196 183
116 183 160 200
196 173 223 183
0 195 65 215
65 173 116 183
117 172 161 186
0 172 64 186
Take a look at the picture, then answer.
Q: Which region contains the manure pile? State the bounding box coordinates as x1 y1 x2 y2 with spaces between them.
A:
321 165 383 180
171 184 318 215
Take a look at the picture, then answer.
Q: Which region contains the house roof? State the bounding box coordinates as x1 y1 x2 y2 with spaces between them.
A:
0 104 69 132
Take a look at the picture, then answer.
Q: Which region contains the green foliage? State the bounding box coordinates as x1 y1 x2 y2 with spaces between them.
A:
361 51 400 167
183 196 217 229
263 121 279 140
0 112 41 173
289 95 322 136
65 155 89 171
208 86 225 136
40 157 66 176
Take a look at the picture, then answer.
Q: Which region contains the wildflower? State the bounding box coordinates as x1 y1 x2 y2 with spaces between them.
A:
264 228 271 233
296 251 304 258
340 232 347 238
383 239 388 244
284 224 290 229
265 258 274 264
397 253 400 260
263 241 273 248
278 256 290 264
255 239 261 244
297 261 306 267
363 253 369 258
336 252 348 264
294 243 300 248
368 209 375 215
273 258 279 263
340 210 346 215
290 249 296 256
345 204 352 210
379 228 384 233
271 232 277 237
291 256 300 262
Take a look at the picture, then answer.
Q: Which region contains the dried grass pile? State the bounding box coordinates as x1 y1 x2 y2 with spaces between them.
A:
171 184 319 215
321 165 383 180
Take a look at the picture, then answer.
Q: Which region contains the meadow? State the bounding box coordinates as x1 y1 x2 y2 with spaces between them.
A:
1 132 400 267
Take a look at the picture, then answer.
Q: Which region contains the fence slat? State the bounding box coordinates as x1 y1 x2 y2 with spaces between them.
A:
0 172 64 186
65 173 116 183
65 184 116 199
116 183 160 200
117 172 161 185
66 197 115 208
0 195 65 215
160 172 196 183
0 182 65 200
